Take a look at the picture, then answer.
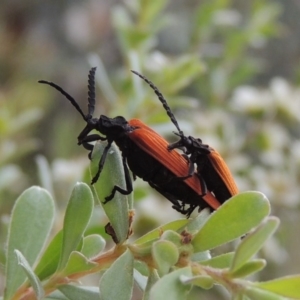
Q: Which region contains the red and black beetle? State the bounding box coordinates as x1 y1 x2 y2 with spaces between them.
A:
131 70 238 203
39 67 221 216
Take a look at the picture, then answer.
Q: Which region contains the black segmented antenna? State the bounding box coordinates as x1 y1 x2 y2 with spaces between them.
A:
38 77 87 121
131 70 184 136
87 67 97 119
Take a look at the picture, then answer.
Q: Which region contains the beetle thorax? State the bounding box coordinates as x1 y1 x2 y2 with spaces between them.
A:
97 115 130 137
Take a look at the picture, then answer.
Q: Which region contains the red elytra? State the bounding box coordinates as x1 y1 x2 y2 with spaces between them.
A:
127 119 221 210
132 70 238 204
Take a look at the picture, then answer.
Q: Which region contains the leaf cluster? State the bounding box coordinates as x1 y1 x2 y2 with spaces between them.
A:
2 144 300 300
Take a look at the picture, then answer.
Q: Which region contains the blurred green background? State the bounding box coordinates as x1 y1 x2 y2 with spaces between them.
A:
1 0 300 298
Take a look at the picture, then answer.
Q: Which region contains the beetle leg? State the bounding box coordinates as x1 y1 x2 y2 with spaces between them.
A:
187 156 195 175
196 172 208 197
184 204 197 218
175 158 195 181
167 157 195 182
79 133 106 145
82 142 94 152
148 180 197 217
148 181 183 211
103 155 133 203
168 140 183 151
171 204 186 214
77 124 94 143
91 140 113 184
80 134 107 159
170 201 196 218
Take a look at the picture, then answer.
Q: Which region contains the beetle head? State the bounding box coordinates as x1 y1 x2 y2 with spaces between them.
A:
98 115 129 136
168 133 210 155
187 136 211 154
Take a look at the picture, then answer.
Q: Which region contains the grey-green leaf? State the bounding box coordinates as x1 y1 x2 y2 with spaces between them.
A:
34 230 63 281
254 275 300 298
245 287 287 300
15 250 45 300
61 251 97 277
200 252 234 269
152 240 179 276
134 219 189 245
142 270 160 300
180 274 214 290
192 192 270 252
191 251 211 262
230 217 279 272
149 267 192 300
91 141 131 244
59 285 100 300
230 259 266 278
4 186 54 300
45 290 69 299
36 155 54 196
182 208 210 232
81 234 106 259
58 182 93 270
99 249 134 300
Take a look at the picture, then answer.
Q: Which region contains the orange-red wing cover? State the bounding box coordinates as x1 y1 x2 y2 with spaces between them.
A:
128 119 221 210
209 149 239 196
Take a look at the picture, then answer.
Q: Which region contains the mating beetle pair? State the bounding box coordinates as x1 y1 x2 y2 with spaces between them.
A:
39 68 238 217
131 71 239 203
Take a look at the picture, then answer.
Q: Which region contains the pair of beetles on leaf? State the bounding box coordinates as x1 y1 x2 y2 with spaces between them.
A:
39 68 238 218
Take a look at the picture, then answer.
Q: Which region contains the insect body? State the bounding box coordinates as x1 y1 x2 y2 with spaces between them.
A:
39 67 221 216
131 70 238 203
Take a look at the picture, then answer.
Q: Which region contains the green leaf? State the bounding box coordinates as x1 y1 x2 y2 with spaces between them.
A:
160 230 182 246
118 27 152 50
150 267 192 300
254 275 300 298
99 249 134 300
191 251 211 263
134 260 150 277
61 251 97 277
245 287 287 300
134 219 189 245
139 0 168 24
14 250 44 300
59 285 100 300
230 259 266 278
91 141 131 244
4 186 54 300
180 274 214 290
157 56 205 94
230 217 279 272
81 234 106 259
58 183 93 270
45 290 69 299
200 252 234 269
142 270 159 300
192 192 270 252
36 155 54 196
152 240 179 276
182 209 210 232
34 230 63 280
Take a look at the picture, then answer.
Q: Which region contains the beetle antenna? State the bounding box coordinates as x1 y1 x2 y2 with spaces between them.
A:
131 70 184 136
87 67 97 119
38 79 87 121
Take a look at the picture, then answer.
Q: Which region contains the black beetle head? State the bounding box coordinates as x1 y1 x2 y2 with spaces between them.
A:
98 115 129 135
